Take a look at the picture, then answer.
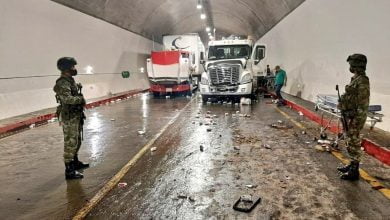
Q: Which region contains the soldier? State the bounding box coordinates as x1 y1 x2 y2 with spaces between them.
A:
337 54 370 180
54 57 89 180
274 65 287 106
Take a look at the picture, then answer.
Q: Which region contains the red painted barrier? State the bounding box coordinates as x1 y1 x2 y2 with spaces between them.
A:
269 93 390 166
0 89 147 138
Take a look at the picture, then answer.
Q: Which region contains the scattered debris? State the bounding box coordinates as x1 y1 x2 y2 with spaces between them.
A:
314 145 326 152
207 128 212 132
110 118 115 121
236 111 240 114
305 141 311 144
192 121 195 124
262 144 271 149
177 195 188 199
234 146 240 150
317 140 331 145
298 111 304 116
233 195 261 213
118 182 127 188
29 124 35 129
225 113 229 116
245 184 258 188
150 147 157 152
199 122 203 126
200 145 204 152
270 123 292 129
301 131 306 135
277 120 283 124
137 130 145 135
188 196 196 202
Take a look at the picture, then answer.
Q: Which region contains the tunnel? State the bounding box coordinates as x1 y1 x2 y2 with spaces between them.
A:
0 0 390 219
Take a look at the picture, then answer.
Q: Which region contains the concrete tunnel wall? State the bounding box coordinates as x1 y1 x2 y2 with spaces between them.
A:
0 1 161 120
258 0 390 132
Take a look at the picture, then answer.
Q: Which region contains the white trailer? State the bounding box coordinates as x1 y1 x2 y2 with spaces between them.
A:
162 34 205 76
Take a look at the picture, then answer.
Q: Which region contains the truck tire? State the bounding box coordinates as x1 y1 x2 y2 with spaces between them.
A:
202 95 209 103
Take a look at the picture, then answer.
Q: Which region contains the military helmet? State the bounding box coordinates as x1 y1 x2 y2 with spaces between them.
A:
347 54 367 71
57 57 77 71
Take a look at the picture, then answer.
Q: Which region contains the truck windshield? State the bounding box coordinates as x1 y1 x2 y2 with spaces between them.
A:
208 45 251 60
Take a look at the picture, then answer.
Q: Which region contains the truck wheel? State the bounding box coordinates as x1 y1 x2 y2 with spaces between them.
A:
202 95 209 103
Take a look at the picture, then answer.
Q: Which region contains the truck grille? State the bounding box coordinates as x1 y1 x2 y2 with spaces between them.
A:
209 64 240 85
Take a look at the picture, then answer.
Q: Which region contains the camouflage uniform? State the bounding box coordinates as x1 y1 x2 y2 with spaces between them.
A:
54 76 86 163
339 55 370 162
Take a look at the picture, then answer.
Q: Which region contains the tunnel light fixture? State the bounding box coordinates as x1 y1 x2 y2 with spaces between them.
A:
206 27 211 32
209 35 214 40
197 0 202 9
200 13 206 19
208 32 211 36
84 65 94 74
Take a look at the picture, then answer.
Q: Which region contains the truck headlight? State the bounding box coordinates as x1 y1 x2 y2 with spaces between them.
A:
241 73 251 84
201 76 209 85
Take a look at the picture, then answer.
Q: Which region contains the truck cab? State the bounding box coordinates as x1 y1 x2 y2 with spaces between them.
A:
199 39 266 102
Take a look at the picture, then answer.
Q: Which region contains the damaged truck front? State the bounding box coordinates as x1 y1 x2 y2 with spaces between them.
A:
199 39 266 102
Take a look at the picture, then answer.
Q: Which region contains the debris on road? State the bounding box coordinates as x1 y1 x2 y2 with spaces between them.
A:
234 146 240 150
150 147 157 152
270 123 292 129
262 144 271 149
200 145 204 152
301 130 306 135
245 184 258 188
188 196 196 202
314 145 326 152
207 128 212 132
118 182 127 188
233 195 261 213
177 195 188 199
29 124 35 129
225 113 229 116
137 130 145 135
110 118 115 121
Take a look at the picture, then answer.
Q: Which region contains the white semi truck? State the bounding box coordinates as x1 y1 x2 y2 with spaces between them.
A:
146 34 205 96
199 38 266 102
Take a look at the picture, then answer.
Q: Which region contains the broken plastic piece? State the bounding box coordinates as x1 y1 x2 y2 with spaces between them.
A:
138 130 145 135
233 195 261 213
118 182 127 188
151 147 157 152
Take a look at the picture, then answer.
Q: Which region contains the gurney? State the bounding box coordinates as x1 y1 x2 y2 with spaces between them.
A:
314 94 384 148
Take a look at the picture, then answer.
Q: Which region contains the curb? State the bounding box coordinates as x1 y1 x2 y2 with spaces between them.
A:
270 93 390 166
0 89 148 139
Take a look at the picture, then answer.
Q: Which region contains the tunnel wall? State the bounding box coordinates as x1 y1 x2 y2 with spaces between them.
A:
258 0 390 132
0 1 161 120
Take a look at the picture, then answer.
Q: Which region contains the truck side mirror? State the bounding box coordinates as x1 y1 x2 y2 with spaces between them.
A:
254 46 265 65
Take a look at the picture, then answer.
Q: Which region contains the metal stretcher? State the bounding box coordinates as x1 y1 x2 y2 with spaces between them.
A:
314 94 384 148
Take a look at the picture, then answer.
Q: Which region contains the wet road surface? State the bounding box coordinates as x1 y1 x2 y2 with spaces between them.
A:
0 93 189 219
86 95 390 219
0 93 389 219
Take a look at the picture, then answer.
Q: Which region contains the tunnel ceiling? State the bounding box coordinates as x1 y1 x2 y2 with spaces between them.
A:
52 0 304 44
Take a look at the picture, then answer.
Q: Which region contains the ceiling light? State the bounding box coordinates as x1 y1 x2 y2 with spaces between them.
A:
208 32 211 36
206 27 211 32
197 0 202 9
200 13 206 19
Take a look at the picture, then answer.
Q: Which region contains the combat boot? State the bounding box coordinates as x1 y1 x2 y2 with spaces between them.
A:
65 162 84 180
337 163 351 173
340 161 359 181
73 155 89 170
